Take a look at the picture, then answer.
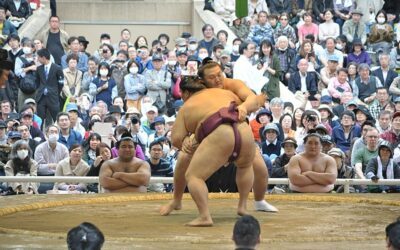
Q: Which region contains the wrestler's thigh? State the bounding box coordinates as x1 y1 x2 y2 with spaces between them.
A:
186 125 234 180
235 123 255 169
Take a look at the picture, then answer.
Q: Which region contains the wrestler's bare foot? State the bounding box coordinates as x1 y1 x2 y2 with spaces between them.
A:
237 207 250 216
159 200 182 216
185 216 213 227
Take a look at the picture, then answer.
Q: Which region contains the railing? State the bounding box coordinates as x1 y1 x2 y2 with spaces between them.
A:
1 177 399 194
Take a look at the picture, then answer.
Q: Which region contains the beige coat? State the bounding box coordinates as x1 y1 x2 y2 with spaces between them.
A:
55 157 90 190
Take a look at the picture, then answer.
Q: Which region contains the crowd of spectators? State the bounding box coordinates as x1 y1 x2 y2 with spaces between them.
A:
0 0 400 195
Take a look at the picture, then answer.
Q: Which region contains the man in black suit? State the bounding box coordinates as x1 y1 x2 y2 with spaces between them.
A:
288 59 318 96
372 53 398 91
35 48 64 126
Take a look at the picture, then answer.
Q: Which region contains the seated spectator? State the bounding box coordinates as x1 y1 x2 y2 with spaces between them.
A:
17 123 39 154
198 24 219 57
353 127 380 180
147 116 166 147
288 59 318 98
287 133 337 193
111 127 145 160
261 123 282 174
295 40 320 72
4 140 38 194
372 53 397 91
54 144 90 192
331 110 361 153
67 222 104 250
319 55 339 93
342 8 366 44
146 140 173 192
295 109 320 153
251 108 271 143
274 35 296 86
230 16 249 41
350 120 379 166
66 103 86 138
57 112 83 149
274 13 297 49
318 104 340 133
318 9 340 44
89 62 118 108
19 106 45 141
376 110 392 134
332 92 355 118
321 135 335 154
86 142 112 193
369 87 391 121
313 0 334 23
327 147 355 193
355 63 383 106
354 105 375 126
366 142 400 193
385 217 400 250
82 132 101 167
61 36 89 73
279 113 296 139
247 11 274 47
34 125 69 193
272 137 297 192
319 38 344 69
297 11 319 45
346 39 371 66
232 215 261 250
3 0 31 29
389 41 400 70
99 137 150 193
368 10 394 56
0 7 16 47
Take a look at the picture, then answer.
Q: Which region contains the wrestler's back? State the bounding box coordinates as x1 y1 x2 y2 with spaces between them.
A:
183 88 241 134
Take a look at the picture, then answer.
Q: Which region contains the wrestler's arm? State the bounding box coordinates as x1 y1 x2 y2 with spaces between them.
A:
226 79 264 119
114 162 151 187
287 156 315 187
171 107 189 149
303 157 337 185
99 162 130 190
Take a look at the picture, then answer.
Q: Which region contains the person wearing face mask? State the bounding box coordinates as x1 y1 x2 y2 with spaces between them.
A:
34 125 69 193
4 140 38 194
124 60 146 110
89 62 117 108
230 38 242 62
146 140 173 192
14 38 38 111
187 37 198 57
368 10 394 56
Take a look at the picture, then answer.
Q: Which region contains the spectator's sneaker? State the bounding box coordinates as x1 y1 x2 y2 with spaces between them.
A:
271 186 286 194
254 200 278 212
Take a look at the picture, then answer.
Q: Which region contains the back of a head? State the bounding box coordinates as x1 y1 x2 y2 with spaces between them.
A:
67 222 105 250
386 217 400 250
233 215 260 249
